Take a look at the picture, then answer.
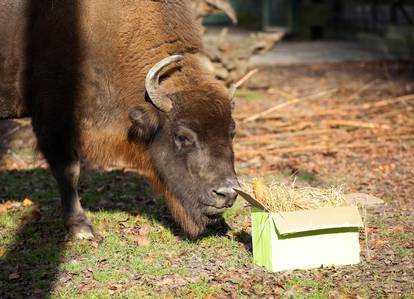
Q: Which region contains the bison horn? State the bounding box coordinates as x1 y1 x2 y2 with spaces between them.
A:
145 54 184 112
229 84 236 100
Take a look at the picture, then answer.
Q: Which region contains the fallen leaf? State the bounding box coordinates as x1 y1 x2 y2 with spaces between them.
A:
21 208 42 222
22 198 33 206
0 201 21 214
272 286 284 296
78 283 93 292
373 238 385 248
91 241 100 250
185 291 197 299
9 272 20 280
327 290 342 298
138 224 151 237
108 284 123 291
314 273 325 281
0 247 3 257
163 259 173 267
131 235 151 247
157 277 174 286
33 289 43 295
64 240 73 247
118 219 130 228
391 225 404 233
143 256 154 264
96 185 105 192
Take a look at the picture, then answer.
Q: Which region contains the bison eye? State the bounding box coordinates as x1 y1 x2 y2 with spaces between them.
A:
174 127 197 151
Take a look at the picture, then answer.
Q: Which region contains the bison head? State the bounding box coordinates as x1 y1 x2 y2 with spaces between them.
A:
129 55 238 238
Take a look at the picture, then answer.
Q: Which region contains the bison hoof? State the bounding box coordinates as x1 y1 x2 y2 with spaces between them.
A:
70 223 96 240
66 216 97 240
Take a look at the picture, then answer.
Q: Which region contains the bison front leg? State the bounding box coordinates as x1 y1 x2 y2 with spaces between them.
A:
49 159 96 240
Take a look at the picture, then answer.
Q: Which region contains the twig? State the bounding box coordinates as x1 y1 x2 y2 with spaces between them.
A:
242 95 302 123
0 126 20 146
321 119 391 130
347 94 414 110
345 79 379 101
234 69 258 88
240 142 389 156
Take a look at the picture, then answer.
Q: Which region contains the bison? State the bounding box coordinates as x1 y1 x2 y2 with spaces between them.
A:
0 1 239 239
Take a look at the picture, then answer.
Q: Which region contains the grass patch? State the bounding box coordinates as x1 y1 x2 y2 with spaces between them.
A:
181 279 222 298
0 167 411 298
236 89 265 101
394 246 411 258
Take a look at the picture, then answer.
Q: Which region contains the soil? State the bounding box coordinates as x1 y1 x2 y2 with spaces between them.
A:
0 61 413 298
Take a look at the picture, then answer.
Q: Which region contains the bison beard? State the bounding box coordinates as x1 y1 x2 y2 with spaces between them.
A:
165 190 207 238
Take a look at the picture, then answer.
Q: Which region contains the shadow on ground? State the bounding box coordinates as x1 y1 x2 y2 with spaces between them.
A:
0 168 233 298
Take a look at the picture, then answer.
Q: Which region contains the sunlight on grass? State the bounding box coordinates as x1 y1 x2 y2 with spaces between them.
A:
181 279 222 298
236 89 266 101
1 167 412 298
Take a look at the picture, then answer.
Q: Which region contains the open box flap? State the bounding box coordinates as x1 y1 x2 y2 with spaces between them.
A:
270 206 364 235
235 189 267 211
343 193 384 206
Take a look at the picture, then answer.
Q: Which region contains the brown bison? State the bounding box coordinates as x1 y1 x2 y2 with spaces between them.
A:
0 1 238 239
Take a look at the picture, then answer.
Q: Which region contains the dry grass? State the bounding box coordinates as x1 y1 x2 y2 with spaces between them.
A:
245 178 345 212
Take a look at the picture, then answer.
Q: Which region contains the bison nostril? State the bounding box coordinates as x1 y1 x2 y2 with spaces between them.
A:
213 187 238 206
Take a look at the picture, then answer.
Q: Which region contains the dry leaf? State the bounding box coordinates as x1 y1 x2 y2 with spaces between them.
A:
0 247 4 257
373 238 385 248
96 185 105 192
64 240 73 247
33 289 43 295
157 277 174 286
132 235 151 247
9 272 20 280
391 225 404 233
185 291 198 299
108 284 123 291
22 198 33 206
0 201 21 214
143 256 154 264
91 241 100 250
21 208 42 222
138 224 151 237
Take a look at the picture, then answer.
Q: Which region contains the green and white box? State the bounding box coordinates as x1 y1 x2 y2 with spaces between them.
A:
237 190 364 272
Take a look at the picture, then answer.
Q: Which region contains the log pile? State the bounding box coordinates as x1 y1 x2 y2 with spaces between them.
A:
202 29 284 85
192 0 237 27
193 0 284 85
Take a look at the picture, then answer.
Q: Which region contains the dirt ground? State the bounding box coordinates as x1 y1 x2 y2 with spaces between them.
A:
0 61 413 298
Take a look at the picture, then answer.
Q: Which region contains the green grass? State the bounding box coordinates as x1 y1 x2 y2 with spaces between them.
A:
0 169 254 297
0 168 410 298
236 89 266 101
394 246 411 258
286 277 335 299
181 279 222 298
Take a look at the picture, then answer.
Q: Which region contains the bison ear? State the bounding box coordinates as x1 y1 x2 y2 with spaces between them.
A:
128 105 160 143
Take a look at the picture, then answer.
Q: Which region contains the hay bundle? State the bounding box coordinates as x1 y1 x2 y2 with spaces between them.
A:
247 178 345 212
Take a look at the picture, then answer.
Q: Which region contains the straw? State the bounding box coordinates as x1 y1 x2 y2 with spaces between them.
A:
244 178 345 212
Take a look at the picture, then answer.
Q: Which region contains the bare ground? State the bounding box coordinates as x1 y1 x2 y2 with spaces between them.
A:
0 61 413 298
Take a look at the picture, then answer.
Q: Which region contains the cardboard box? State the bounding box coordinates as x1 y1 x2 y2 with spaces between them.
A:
236 189 364 272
